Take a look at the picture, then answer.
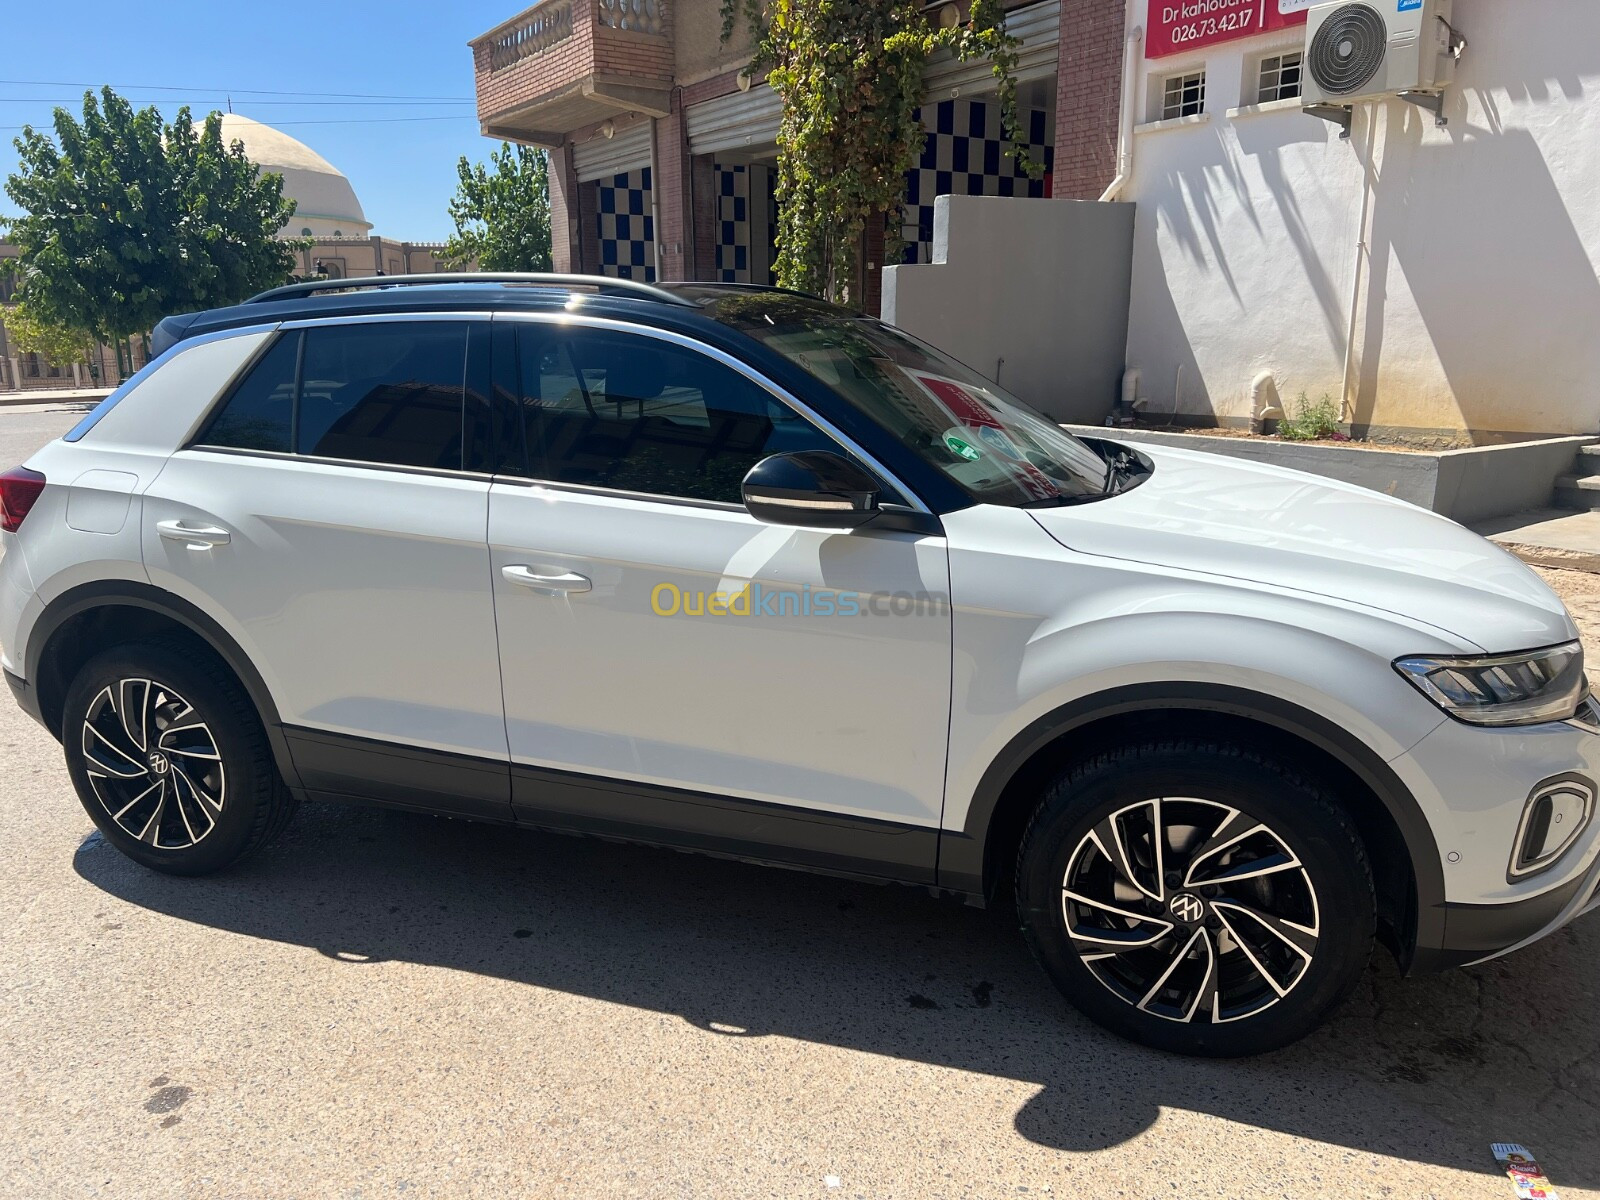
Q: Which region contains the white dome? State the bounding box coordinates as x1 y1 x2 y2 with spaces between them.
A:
207 114 372 239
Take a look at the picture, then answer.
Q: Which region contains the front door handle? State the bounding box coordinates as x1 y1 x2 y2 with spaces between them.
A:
501 565 592 595
156 519 232 548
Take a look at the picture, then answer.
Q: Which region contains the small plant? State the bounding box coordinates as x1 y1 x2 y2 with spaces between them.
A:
1278 393 1343 442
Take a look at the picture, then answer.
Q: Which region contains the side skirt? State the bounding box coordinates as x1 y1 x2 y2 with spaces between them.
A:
281 725 940 887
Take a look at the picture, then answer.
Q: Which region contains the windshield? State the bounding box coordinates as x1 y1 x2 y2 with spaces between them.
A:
711 299 1112 506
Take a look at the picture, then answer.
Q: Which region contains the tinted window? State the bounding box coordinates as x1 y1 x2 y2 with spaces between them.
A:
200 333 299 452
515 327 842 504
297 323 467 469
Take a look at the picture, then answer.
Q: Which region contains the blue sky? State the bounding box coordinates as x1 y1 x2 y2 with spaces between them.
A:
1 0 522 242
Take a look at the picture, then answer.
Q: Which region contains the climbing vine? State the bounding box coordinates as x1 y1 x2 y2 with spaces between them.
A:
721 0 1040 304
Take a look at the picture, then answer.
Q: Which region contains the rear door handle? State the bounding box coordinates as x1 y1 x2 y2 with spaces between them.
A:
501 565 592 595
156 519 231 548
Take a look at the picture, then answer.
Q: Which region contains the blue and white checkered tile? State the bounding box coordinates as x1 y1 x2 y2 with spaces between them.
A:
716 164 751 282
596 167 655 282
901 101 1054 265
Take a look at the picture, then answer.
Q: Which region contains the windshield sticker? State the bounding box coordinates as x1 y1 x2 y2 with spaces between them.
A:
911 370 1063 501
943 431 983 462
910 372 1004 430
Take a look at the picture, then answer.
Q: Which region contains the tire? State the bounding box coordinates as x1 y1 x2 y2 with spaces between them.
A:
1015 739 1375 1057
62 637 298 875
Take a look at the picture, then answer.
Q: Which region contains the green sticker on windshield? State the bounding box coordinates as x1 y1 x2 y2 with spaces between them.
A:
943 432 982 462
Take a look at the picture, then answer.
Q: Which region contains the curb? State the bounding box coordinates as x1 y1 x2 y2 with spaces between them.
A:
1489 539 1600 575
0 391 108 408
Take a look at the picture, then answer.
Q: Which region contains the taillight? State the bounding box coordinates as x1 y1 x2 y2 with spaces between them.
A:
0 466 47 533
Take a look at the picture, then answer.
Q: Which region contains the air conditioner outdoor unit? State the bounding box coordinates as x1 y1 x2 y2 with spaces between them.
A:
1302 0 1464 125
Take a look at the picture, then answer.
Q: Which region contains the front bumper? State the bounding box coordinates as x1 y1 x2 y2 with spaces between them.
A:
1417 852 1600 972
4 666 43 727
1393 712 1600 972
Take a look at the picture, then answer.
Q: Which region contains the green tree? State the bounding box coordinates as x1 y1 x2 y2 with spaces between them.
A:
723 0 1035 303
444 143 552 272
4 296 95 370
3 87 300 375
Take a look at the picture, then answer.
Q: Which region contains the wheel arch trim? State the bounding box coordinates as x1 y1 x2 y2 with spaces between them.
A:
24 580 302 789
942 682 1446 953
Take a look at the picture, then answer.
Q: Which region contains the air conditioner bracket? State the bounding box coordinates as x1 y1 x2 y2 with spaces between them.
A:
1304 104 1354 140
1398 90 1448 127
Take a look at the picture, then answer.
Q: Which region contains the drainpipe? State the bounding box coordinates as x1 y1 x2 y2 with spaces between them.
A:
648 117 664 281
1340 110 1379 424
1099 17 1146 203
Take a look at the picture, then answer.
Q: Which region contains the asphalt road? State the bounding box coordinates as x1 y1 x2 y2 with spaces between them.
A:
2 405 1597 1199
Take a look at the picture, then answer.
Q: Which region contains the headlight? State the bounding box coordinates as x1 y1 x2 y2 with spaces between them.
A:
1394 641 1587 727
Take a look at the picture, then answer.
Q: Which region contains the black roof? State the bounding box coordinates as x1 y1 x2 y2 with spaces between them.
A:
150 274 846 357
143 272 979 516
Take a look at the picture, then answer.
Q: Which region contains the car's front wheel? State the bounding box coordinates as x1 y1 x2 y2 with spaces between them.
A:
1016 739 1375 1056
63 639 297 875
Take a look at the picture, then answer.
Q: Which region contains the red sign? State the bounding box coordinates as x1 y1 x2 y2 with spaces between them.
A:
1146 0 1310 59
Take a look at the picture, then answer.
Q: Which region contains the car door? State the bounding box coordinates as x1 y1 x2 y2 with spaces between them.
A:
141 315 511 820
487 315 952 881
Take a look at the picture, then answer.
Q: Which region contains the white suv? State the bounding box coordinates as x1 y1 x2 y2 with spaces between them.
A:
3 275 1597 1056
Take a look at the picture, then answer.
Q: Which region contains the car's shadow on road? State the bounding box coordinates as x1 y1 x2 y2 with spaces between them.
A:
75 799 1600 1184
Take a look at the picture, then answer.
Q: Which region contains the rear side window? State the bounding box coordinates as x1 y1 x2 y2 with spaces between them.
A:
201 334 299 452
297 324 467 469
197 321 478 471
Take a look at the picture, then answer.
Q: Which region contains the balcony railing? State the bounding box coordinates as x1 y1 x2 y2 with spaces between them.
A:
487 0 575 71
596 0 663 35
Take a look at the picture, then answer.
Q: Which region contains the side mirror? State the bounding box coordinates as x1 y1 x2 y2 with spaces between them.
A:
742 451 880 528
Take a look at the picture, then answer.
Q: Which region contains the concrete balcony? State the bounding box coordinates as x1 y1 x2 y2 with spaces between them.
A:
472 0 673 148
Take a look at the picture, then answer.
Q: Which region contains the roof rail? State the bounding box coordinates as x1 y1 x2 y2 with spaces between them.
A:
244 272 697 307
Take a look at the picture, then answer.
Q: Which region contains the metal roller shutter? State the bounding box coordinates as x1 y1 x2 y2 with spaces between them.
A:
923 0 1060 93
572 121 653 183
684 0 1057 159
685 85 783 157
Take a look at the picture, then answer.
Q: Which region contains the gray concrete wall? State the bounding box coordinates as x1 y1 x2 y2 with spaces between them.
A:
1065 425 1596 522
882 196 1134 425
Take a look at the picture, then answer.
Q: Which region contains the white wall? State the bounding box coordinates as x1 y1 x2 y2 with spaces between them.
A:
1122 0 1600 440
883 195 1134 423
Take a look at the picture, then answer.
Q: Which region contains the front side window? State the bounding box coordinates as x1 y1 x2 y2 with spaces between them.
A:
511 326 845 505
1162 70 1207 120
198 321 475 471
708 297 1111 507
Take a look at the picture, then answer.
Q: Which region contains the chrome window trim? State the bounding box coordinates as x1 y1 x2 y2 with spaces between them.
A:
178 445 496 484
490 309 933 515
492 473 746 513
276 311 498 330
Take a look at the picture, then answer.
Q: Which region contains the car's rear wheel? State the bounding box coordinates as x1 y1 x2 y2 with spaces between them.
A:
63 639 297 875
1015 739 1375 1056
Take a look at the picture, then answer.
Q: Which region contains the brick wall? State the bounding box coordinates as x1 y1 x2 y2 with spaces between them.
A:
578 179 601 274
472 0 673 127
592 25 674 82
549 144 581 272
474 0 600 123
1054 0 1126 201
690 154 718 278
655 104 692 281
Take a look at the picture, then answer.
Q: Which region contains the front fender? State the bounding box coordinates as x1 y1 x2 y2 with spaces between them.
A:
937 505 1452 938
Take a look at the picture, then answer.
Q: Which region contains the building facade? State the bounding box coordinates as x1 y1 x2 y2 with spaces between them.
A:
469 0 1129 308
1113 0 1600 442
